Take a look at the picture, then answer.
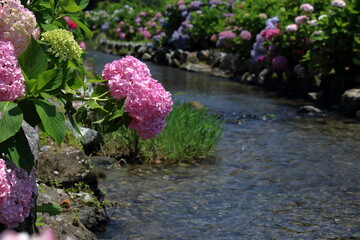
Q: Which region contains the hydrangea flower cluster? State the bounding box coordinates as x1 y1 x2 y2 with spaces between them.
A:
0 41 25 101
41 29 83 62
251 16 279 61
272 56 288 70
0 158 37 228
300 3 314 13
331 0 346 8
102 56 173 139
0 0 39 56
239 30 252 40
0 228 69 240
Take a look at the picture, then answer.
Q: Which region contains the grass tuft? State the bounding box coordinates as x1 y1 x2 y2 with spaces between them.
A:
100 102 224 164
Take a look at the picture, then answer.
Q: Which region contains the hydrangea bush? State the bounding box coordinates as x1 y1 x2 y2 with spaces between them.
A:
0 0 173 231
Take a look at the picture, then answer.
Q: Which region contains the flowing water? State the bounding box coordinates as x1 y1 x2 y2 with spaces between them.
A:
88 51 360 240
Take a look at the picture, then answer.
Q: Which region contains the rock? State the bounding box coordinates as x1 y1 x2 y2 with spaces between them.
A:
141 52 152 61
186 52 199 63
257 68 269 85
37 147 97 189
66 121 103 155
356 111 360 121
219 53 239 73
22 122 39 159
90 156 115 167
308 92 320 102
208 52 226 67
180 63 213 73
341 88 360 115
37 185 107 240
298 105 323 115
197 50 210 62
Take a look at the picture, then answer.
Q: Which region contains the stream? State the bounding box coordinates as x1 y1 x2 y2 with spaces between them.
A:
87 51 360 240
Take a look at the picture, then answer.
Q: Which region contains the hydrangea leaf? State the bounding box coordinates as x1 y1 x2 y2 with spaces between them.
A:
18 37 48 80
0 128 34 173
35 100 66 146
0 102 24 143
36 203 62 216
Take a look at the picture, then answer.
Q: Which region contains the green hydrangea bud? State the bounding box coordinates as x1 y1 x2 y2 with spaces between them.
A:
41 29 83 61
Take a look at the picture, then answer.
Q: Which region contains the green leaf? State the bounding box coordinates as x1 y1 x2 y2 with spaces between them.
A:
67 68 84 90
35 100 66 146
18 100 41 127
41 23 59 31
18 37 48 80
71 17 93 39
75 106 87 124
0 102 24 143
74 0 89 9
88 99 107 113
0 128 34 173
63 0 82 12
36 203 62 216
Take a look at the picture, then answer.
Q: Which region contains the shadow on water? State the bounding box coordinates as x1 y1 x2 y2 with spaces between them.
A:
87 51 360 240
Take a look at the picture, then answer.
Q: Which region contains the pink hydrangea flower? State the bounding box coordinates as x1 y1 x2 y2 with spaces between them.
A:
331 0 346 7
125 78 173 139
295 15 309 25
102 56 151 100
210 34 217 41
0 0 39 56
79 41 86 50
0 41 25 101
218 30 236 40
272 56 288 70
0 158 37 228
0 228 64 240
300 3 314 12
261 29 280 40
240 30 252 40
286 24 298 32
103 57 173 139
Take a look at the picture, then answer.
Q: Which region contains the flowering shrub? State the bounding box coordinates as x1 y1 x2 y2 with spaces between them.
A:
0 0 173 231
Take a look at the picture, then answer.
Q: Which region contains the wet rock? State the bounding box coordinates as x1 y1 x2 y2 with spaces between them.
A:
90 156 116 167
219 53 239 73
298 105 323 115
180 63 213 73
258 68 269 85
186 52 199 63
308 92 320 102
341 88 360 115
197 50 210 62
141 52 152 61
37 147 97 189
208 52 226 67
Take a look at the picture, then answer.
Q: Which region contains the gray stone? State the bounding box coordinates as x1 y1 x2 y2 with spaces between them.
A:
197 50 210 62
258 69 269 85
186 52 199 63
22 122 39 160
180 63 213 73
37 184 106 240
66 121 103 155
298 105 323 115
341 88 360 114
219 53 239 73
141 53 152 61
308 92 320 102
208 52 226 67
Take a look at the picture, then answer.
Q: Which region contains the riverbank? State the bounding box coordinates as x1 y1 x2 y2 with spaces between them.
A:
94 37 360 120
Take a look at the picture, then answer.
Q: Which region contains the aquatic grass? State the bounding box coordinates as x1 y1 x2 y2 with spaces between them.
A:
100 102 224 164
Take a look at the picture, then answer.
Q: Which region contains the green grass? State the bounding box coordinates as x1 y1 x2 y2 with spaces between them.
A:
100 102 224 164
